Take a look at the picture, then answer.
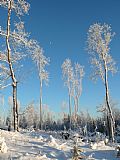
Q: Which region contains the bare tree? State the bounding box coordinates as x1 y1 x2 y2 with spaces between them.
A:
62 59 74 129
32 45 50 130
0 0 33 131
87 23 117 142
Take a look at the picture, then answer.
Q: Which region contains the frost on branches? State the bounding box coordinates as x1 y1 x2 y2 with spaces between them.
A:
0 0 30 15
87 23 116 82
32 45 50 84
71 63 84 122
87 23 117 142
32 43 50 130
0 0 31 88
62 59 84 128
0 0 36 131
62 59 74 129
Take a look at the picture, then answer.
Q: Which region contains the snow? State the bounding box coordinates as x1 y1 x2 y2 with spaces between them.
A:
0 129 119 160
0 136 8 153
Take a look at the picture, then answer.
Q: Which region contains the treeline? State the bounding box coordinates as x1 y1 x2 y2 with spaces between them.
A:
5 102 120 136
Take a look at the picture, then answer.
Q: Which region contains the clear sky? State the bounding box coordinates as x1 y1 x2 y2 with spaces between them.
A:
0 0 120 118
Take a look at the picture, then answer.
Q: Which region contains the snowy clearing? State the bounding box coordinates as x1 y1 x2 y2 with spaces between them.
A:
0 129 119 160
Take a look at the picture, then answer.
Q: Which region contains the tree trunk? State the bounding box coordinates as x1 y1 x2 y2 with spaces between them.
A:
74 97 78 125
106 113 110 137
74 97 77 121
6 0 18 131
104 62 115 142
68 93 72 130
16 82 19 131
76 97 79 114
13 83 17 131
40 79 42 130
76 96 79 126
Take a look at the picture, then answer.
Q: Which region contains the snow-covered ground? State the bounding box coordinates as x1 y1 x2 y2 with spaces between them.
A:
0 129 119 160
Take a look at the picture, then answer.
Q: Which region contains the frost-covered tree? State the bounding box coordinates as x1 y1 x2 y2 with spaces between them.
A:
32 45 50 130
62 59 74 129
0 0 34 131
18 101 36 129
8 96 13 126
72 63 84 123
0 94 5 122
25 102 35 128
87 23 117 142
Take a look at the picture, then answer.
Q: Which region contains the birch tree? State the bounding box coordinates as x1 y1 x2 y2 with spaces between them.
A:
32 45 50 130
72 63 84 124
0 0 33 131
62 59 74 129
87 23 117 142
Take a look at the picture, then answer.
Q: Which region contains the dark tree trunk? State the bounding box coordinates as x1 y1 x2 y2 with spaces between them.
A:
16 83 19 131
13 83 17 131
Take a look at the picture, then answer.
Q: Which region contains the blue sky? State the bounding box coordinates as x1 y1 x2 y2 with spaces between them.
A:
0 0 120 118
